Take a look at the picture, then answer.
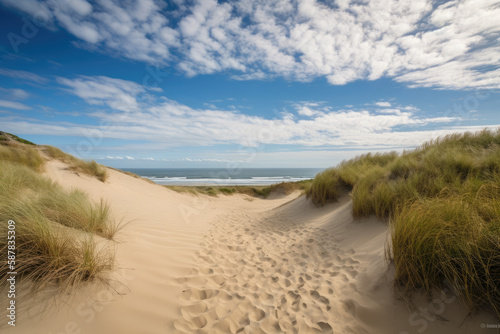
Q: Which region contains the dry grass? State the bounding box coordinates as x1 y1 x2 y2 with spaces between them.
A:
0 142 44 171
42 145 108 182
306 128 500 315
165 180 311 198
0 131 36 145
0 160 116 292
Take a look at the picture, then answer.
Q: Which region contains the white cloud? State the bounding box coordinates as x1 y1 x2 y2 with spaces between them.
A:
0 0 52 23
5 75 493 150
376 108 402 115
57 76 145 112
0 99 31 110
0 68 49 84
293 101 328 117
0 88 29 100
297 106 316 117
231 71 268 81
2 0 499 89
104 155 156 160
100 156 240 163
375 101 391 107
176 158 243 163
2 0 177 63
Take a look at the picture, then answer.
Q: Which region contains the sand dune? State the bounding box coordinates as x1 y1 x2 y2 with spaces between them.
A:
3 159 497 333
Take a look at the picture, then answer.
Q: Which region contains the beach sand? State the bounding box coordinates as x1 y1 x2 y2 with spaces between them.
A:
3 159 497 333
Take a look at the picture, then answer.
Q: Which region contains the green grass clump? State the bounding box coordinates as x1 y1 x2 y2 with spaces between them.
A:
306 128 500 315
307 152 398 206
392 192 500 314
42 146 108 182
0 161 116 291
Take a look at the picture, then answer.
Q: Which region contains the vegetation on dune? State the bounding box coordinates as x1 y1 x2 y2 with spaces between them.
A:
0 131 109 182
42 145 108 182
0 161 116 291
165 180 311 198
268 180 312 195
0 135 116 292
0 143 45 171
0 131 36 145
306 128 500 315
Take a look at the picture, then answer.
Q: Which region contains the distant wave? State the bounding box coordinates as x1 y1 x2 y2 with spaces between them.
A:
144 176 312 186
251 176 295 180
146 176 187 180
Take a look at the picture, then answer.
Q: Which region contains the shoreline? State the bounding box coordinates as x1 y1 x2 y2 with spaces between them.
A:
158 181 311 186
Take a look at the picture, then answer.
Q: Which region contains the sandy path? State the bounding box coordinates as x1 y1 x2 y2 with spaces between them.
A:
173 196 389 333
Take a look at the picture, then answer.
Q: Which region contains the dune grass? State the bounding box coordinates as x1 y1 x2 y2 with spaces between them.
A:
165 180 311 198
306 128 500 315
0 142 45 171
0 131 36 145
0 159 116 291
1 134 108 182
42 145 108 182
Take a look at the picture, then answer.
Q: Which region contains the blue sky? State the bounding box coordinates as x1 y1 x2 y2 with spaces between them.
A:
0 0 499 168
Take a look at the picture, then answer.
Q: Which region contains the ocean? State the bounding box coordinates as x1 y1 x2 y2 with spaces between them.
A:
122 168 323 186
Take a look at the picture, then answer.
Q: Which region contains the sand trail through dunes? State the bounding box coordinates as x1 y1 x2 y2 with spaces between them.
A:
174 197 384 333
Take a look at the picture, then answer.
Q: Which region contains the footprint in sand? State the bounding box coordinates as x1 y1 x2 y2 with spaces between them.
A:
310 290 330 305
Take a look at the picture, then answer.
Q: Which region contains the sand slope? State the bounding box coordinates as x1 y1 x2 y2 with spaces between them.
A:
3 159 497 334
